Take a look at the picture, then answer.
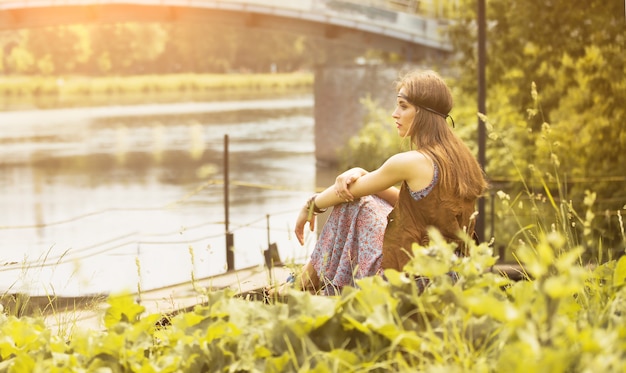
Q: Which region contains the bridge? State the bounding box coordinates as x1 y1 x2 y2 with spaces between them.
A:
0 0 455 164
0 0 452 58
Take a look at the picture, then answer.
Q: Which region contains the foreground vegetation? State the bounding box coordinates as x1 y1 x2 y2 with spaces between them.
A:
0 225 625 371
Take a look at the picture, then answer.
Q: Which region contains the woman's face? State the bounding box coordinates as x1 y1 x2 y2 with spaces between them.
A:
392 87 417 138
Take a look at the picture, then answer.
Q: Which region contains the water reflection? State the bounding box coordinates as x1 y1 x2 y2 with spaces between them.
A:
0 97 317 296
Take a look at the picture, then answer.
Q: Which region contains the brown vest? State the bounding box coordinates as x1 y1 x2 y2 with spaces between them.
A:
381 181 477 271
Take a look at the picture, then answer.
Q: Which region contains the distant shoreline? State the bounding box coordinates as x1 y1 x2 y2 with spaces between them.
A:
0 72 314 111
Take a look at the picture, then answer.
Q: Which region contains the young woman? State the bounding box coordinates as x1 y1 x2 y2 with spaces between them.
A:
291 69 488 295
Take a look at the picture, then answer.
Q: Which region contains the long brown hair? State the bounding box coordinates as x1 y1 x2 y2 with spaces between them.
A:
397 70 488 199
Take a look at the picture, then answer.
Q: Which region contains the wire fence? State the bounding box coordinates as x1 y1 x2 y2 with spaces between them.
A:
0 180 299 262
0 178 313 296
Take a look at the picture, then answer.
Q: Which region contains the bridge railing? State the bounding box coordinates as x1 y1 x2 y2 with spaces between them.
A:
0 0 452 50
207 0 452 49
329 0 459 18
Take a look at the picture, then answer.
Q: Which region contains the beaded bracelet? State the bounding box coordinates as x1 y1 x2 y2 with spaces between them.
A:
305 194 328 215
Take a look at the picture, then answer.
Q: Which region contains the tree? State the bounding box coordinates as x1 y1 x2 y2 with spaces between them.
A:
447 0 626 255
155 22 237 74
88 23 167 75
24 25 90 75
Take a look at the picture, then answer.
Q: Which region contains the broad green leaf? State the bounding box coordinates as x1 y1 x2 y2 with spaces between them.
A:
328 349 359 366
613 256 626 287
9 353 35 373
0 336 17 360
382 269 410 287
515 244 547 279
364 304 398 339
254 345 272 359
265 353 291 373
554 246 584 272
206 320 241 342
104 293 146 329
464 291 522 324
341 314 371 335
544 274 585 299
171 311 207 330
1 317 45 349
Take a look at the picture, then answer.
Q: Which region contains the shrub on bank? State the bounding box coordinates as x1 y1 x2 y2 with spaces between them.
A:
0 73 313 99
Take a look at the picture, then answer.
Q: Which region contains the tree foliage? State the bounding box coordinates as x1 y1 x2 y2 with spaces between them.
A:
337 96 409 172
446 0 626 253
0 22 362 76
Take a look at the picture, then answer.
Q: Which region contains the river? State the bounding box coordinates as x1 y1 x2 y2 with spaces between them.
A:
0 95 320 296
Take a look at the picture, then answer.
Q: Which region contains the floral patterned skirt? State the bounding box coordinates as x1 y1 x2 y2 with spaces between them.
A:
309 195 393 295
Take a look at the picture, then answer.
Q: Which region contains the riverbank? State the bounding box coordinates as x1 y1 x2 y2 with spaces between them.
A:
0 72 314 111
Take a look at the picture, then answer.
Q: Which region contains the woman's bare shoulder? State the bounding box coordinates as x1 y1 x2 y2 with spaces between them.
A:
388 150 431 168
385 150 435 190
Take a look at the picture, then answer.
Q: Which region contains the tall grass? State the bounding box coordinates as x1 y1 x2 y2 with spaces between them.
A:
482 82 624 264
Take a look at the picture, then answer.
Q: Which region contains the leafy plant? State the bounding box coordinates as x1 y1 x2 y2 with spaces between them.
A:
1 224 625 371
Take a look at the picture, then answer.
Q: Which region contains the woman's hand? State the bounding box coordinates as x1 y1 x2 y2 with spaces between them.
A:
334 168 366 202
294 204 316 245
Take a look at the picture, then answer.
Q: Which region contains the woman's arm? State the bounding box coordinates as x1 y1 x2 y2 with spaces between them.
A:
318 152 412 207
376 186 400 206
334 167 367 201
335 167 399 205
294 153 412 244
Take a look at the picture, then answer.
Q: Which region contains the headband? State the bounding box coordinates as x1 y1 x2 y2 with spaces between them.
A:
399 94 455 128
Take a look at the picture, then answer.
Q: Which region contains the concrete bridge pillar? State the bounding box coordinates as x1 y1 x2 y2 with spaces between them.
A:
313 64 411 168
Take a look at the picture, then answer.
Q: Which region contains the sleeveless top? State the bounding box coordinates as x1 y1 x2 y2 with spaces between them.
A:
408 162 439 201
381 161 478 272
